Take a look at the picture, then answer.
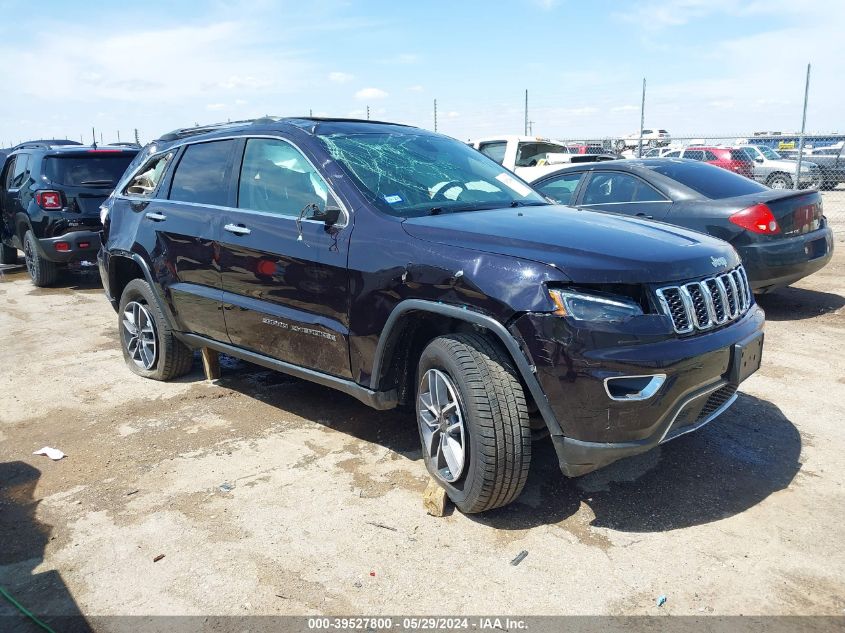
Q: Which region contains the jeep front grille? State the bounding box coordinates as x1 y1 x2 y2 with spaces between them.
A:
656 266 752 334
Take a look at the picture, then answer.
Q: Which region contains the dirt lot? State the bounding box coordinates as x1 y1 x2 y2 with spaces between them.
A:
1 193 844 626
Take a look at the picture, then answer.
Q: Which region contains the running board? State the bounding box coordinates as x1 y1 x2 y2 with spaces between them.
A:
177 333 398 411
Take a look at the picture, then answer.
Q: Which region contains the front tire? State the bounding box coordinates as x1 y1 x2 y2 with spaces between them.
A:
23 231 58 287
0 242 17 265
416 333 531 514
118 278 193 380
766 172 793 189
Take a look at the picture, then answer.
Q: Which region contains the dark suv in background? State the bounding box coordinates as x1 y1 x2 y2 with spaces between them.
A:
0 141 138 285
99 118 765 514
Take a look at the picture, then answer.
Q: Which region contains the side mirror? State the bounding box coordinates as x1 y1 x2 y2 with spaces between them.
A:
755 158 763 163
310 205 342 227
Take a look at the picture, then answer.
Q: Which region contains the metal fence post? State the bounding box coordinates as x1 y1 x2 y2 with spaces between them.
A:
637 78 646 158
794 63 811 190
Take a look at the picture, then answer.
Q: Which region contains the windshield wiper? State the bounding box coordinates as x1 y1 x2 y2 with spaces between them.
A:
509 200 548 207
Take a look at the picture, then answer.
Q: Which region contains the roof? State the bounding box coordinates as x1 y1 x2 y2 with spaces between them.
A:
155 116 417 144
10 139 83 151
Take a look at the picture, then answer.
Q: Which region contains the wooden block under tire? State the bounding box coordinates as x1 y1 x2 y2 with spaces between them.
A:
423 477 449 517
200 348 221 380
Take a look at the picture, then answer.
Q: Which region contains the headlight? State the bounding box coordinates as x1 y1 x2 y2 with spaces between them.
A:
548 288 643 321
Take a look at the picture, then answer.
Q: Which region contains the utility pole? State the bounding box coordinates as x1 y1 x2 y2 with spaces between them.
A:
100 131 104 145
309 109 313 117
366 105 370 120
117 130 120 142
91 127 97 148
134 128 140 144
637 78 646 158
433 98 438 132
524 89 528 136
527 120 535 135
794 63 811 190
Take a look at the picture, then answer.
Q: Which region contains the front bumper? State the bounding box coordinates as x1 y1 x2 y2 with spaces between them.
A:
511 305 765 476
36 231 101 263
739 225 834 292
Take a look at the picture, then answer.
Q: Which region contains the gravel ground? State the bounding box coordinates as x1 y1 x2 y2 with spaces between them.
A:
1 192 844 628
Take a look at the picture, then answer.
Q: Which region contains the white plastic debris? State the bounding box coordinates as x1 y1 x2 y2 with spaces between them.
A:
33 447 66 460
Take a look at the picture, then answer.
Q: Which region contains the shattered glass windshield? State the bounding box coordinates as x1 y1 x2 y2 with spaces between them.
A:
317 131 548 217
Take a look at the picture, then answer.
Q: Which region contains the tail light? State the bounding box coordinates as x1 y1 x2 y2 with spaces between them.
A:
730 203 780 235
35 190 63 210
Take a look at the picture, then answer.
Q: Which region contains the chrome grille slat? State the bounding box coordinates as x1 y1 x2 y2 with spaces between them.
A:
657 265 753 335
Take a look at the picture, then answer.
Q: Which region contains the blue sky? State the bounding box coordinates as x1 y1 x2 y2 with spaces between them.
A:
0 0 842 145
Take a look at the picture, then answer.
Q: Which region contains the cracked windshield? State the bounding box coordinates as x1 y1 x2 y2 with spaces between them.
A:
319 132 548 217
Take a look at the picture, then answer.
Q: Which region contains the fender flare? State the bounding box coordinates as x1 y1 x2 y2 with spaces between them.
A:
109 251 180 331
370 299 563 436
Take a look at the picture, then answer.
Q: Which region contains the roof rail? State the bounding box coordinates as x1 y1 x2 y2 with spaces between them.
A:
11 139 84 151
157 119 262 142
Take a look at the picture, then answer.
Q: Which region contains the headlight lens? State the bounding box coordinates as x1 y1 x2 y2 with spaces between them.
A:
548 289 643 321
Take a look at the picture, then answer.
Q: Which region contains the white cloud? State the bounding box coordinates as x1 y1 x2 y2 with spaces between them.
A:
612 104 639 112
234 98 248 106
447 111 459 118
328 71 354 84
206 103 226 111
532 0 561 9
408 85 424 92
355 87 389 100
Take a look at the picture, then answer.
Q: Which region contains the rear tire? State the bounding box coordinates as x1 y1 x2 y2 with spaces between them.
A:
0 242 17 265
766 172 793 189
23 231 58 287
118 278 193 381
415 333 531 514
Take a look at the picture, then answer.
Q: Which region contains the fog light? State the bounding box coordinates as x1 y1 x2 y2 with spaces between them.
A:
55 242 70 252
78 241 90 248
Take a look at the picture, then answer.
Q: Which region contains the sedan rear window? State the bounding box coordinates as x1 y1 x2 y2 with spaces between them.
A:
44 153 136 187
645 161 767 199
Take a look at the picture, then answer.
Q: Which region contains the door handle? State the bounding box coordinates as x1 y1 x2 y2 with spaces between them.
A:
224 223 251 235
145 212 167 222
635 212 653 219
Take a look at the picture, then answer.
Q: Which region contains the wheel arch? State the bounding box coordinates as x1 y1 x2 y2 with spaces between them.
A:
109 252 178 331
370 299 562 436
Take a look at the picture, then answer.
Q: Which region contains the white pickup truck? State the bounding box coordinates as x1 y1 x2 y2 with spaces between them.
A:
469 135 616 182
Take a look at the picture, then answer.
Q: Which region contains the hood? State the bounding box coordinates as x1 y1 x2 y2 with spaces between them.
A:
402 205 740 285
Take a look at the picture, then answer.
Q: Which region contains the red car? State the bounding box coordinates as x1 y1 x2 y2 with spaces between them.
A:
566 144 608 155
663 146 754 178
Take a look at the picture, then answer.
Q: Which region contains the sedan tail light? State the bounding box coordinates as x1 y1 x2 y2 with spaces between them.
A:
35 190 63 210
730 203 781 234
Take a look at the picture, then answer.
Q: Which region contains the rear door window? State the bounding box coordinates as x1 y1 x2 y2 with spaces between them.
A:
44 153 134 187
7 154 31 189
581 172 666 204
683 150 705 161
664 150 681 158
477 141 507 165
169 140 236 206
704 150 719 161
536 172 584 205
